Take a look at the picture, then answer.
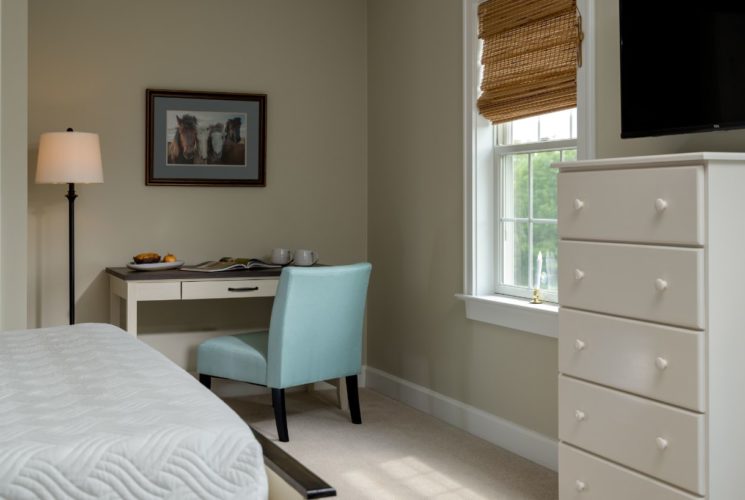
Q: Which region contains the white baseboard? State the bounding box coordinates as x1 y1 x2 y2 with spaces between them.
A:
362 365 558 471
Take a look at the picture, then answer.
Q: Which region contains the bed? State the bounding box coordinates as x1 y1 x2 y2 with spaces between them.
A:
0 323 268 499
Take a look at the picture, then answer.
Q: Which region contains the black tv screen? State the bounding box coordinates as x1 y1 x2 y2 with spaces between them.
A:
620 1 745 138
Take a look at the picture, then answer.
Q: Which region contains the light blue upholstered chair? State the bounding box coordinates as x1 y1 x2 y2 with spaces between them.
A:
197 263 372 442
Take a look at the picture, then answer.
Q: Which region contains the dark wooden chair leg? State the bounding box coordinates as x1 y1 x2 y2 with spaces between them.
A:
346 375 362 424
199 373 211 389
272 388 289 442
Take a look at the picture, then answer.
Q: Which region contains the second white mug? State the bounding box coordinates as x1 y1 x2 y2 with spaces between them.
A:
271 248 293 265
294 249 318 266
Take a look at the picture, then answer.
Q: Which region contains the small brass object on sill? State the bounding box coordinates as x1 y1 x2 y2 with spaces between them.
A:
530 288 543 304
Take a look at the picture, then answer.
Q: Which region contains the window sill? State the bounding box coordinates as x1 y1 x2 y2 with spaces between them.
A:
456 294 558 338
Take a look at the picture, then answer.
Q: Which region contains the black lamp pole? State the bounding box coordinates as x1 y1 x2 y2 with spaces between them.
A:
65 127 77 325
66 181 77 325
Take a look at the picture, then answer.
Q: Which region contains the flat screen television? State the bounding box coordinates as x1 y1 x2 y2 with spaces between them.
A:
620 2 745 138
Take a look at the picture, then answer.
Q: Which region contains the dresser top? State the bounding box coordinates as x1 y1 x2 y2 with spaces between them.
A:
554 152 745 171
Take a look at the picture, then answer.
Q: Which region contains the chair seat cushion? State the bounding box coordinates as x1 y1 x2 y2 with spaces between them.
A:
197 331 269 385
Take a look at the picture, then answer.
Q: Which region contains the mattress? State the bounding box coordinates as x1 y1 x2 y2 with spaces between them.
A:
0 323 267 500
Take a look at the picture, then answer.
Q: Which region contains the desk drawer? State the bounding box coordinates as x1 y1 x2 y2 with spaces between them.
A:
559 376 706 494
182 279 277 300
133 282 181 301
558 241 705 329
558 166 704 245
560 444 703 500
559 309 705 412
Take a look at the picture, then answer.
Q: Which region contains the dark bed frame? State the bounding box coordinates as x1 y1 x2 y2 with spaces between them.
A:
252 428 336 498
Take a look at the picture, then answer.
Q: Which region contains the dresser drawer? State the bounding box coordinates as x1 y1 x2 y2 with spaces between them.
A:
558 166 704 245
181 279 278 300
559 309 705 412
560 444 703 500
559 376 706 494
558 241 705 329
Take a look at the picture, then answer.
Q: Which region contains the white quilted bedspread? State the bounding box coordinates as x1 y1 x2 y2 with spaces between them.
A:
0 323 268 500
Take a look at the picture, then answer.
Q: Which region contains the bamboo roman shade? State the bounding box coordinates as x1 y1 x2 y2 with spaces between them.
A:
477 0 582 124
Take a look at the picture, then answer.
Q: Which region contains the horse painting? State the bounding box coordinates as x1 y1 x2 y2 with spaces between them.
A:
167 114 200 164
149 90 265 186
165 112 246 166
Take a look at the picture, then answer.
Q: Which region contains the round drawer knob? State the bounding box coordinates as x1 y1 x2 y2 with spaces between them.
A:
575 269 585 281
575 480 587 492
575 339 586 351
574 199 585 210
575 410 586 422
655 357 669 370
655 198 669 212
655 278 668 291
656 437 669 450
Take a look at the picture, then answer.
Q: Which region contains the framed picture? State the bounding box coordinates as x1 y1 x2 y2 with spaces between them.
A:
146 89 266 186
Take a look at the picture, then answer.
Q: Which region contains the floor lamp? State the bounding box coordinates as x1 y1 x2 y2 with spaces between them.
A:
36 129 103 325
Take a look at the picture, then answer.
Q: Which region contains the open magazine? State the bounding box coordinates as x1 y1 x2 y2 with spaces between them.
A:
181 257 282 273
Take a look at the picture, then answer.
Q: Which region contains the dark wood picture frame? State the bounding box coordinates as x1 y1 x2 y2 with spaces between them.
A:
146 89 266 186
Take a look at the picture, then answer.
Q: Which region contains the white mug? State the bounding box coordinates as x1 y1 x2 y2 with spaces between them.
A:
271 248 293 265
294 249 318 266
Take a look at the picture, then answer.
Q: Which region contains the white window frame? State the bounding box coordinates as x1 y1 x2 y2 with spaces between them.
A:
458 0 595 337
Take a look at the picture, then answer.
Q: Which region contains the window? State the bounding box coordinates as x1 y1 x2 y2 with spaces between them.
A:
460 0 594 337
495 110 577 303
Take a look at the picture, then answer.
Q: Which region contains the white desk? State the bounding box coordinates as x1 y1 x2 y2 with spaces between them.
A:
106 267 281 336
106 267 348 409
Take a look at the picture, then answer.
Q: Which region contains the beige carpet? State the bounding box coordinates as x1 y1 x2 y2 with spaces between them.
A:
222 387 558 500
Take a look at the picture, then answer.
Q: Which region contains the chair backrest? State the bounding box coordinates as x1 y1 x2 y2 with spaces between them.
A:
266 263 372 388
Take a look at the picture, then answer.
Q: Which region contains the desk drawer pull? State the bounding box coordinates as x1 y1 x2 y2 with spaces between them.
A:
228 286 260 292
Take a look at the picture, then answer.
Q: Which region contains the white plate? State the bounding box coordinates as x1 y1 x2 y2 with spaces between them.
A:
127 260 184 271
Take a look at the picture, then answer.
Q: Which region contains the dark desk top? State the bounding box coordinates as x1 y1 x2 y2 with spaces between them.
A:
106 267 283 281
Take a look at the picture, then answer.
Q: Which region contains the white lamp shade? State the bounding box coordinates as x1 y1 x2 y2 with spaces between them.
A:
36 131 103 184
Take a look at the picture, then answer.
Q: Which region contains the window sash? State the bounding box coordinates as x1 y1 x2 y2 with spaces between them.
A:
494 134 575 303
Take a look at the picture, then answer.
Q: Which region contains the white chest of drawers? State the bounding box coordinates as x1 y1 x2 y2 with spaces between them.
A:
557 153 745 500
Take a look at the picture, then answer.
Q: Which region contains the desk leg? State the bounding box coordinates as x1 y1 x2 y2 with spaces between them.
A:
110 293 121 327
125 298 138 337
336 378 349 411
324 379 348 410
109 277 136 335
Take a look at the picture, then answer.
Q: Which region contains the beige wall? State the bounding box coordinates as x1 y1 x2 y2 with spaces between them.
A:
367 0 558 438
2 0 28 330
28 0 368 367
